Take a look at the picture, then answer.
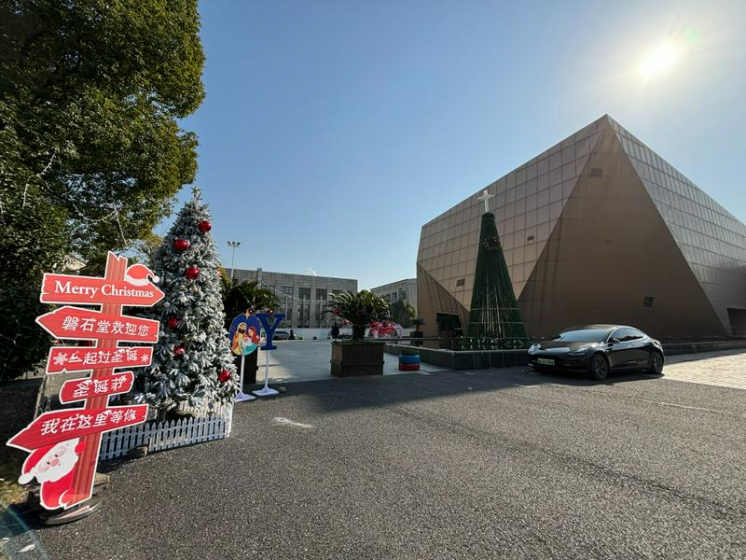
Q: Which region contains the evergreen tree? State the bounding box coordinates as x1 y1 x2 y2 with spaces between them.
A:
0 0 204 274
1 0 205 375
137 190 237 414
465 212 529 348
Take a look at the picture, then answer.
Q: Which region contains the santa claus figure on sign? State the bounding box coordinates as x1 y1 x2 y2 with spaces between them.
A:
18 438 84 510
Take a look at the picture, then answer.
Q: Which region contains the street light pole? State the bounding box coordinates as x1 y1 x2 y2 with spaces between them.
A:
227 241 241 280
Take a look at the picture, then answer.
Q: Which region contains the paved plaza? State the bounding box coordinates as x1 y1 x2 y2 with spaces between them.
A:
662 349 746 390
256 340 448 384
256 342 746 390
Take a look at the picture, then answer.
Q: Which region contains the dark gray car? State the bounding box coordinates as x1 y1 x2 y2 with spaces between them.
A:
272 330 291 340
528 324 664 380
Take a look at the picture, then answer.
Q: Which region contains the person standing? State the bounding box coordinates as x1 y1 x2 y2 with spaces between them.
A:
331 323 340 340
289 328 295 340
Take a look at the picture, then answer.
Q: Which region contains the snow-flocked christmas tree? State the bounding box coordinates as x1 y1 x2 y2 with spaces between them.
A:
137 189 238 414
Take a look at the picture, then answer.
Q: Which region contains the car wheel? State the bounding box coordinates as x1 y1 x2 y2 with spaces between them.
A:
588 353 609 380
647 351 664 374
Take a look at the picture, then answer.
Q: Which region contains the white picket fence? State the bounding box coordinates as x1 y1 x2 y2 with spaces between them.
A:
100 404 233 461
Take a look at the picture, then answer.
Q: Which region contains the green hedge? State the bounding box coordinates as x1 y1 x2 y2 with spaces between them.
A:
0 286 50 381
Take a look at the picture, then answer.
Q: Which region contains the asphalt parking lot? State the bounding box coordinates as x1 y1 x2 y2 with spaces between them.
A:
26 351 746 560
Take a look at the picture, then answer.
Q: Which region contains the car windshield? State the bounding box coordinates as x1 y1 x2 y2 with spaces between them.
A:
551 328 612 343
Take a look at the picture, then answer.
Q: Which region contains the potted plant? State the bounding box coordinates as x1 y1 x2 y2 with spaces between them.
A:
398 346 420 371
411 317 425 347
328 290 389 377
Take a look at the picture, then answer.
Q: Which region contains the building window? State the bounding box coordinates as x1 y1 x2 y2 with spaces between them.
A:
314 289 327 328
401 291 407 301
298 287 311 327
456 278 465 288
280 286 294 316
391 293 397 301
643 296 655 308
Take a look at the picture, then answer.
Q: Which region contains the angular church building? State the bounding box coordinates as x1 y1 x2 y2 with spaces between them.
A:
417 115 746 340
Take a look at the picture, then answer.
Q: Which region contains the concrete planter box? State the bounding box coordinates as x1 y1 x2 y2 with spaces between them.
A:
331 342 384 377
384 343 529 370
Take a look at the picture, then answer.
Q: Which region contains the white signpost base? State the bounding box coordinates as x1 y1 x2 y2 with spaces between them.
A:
234 354 255 402
252 348 278 397
39 496 102 525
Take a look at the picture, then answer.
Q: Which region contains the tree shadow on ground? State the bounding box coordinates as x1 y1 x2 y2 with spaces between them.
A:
269 365 663 416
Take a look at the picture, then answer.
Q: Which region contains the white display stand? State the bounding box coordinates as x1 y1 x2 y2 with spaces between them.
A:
235 353 256 402
252 347 278 397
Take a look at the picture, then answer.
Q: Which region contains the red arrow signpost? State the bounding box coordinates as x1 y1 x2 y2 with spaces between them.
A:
45 346 153 374
7 405 148 451
59 372 135 404
40 274 164 306
37 307 160 343
7 253 163 515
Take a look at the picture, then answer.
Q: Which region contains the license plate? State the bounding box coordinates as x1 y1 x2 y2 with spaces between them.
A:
538 358 555 366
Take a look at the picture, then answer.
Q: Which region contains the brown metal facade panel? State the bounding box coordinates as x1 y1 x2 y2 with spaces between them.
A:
608 117 746 334
418 114 746 339
520 124 725 339
417 265 468 337
416 115 609 337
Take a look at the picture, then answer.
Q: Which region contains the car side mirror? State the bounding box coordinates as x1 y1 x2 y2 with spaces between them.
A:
609 337 620 344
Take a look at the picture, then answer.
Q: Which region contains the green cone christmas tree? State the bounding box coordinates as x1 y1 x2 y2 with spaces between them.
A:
465 197 529 349
137 189 238 414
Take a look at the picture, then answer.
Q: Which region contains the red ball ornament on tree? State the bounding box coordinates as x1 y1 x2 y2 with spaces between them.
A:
174 346 185 358
167 317 179 329
185 266 200 280
198 220 212 233
267 308 274 315
173 238 190 252
218 369 231 384
333 308 339 315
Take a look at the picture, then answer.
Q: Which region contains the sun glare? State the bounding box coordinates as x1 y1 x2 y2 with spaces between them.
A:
637 43 681 79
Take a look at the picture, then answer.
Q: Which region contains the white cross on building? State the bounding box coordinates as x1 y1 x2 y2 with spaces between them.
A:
477 189 494 213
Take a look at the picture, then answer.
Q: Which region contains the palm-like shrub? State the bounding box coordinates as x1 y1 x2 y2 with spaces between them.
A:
389 300 416 327
329 291 389 340
220 272 281 327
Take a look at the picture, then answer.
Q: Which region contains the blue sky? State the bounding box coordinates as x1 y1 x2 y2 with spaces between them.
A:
167 0 746 289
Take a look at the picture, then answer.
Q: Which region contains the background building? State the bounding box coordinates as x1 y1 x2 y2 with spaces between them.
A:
417 115 746 340
232 268 357 329
369 278 417 311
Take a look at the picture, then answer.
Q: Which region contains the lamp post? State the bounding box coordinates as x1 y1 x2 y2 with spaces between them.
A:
227 241 241 280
